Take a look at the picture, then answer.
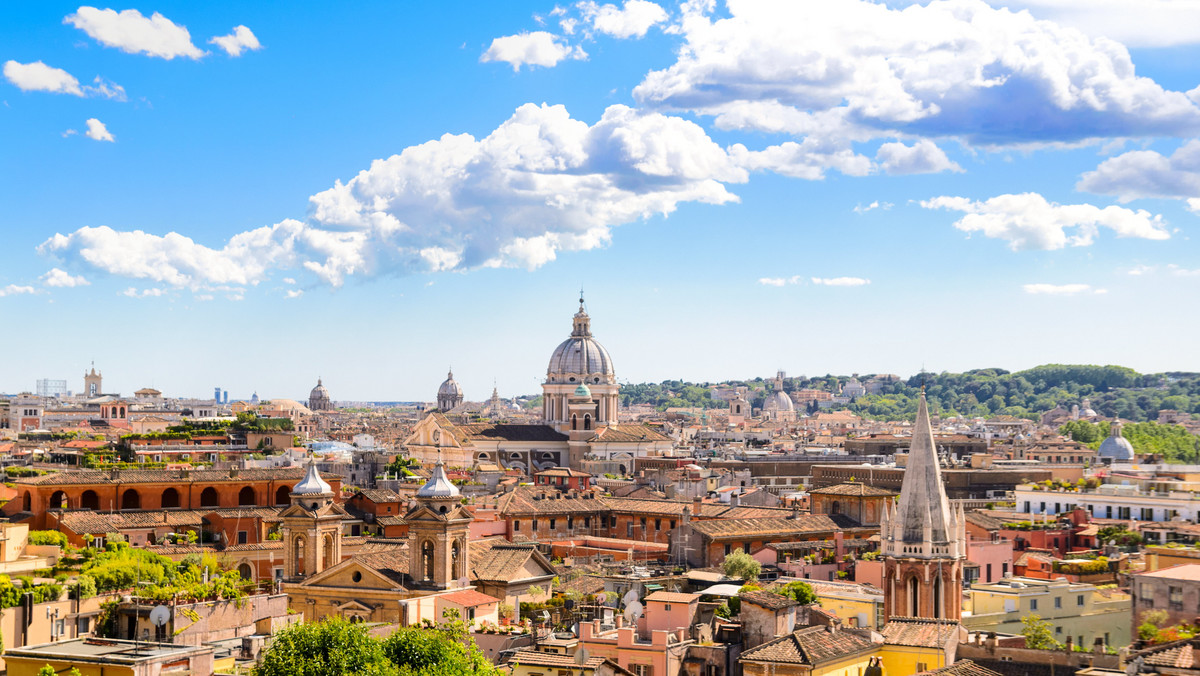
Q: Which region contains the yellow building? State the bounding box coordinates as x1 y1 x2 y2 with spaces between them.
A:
1144 545 1200 572
879 618 963 675
739 625 876 676
962 576 1130 648
3 638 213 676
808 580 885 630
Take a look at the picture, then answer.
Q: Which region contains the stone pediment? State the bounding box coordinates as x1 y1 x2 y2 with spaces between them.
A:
300 558 406 591
278 501 346 519
404 504 471 523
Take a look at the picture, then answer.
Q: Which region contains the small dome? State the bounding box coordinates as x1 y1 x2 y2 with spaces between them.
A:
416 461 460 499
574 383 592 398
1098 422 1134 461
438 371 463 397
292 458 332 495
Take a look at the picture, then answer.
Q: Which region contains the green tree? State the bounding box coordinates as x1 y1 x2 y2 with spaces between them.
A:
778 581 818 605
252 617 397 676
721 548 761 582
1021 614 1061 650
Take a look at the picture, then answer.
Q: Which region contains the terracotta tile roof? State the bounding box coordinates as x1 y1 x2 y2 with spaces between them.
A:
965 510 1005 531
508 650 633 674
739 590 798 611
471 542 554 583
347 540 410 585
536 467 591 478
352 489 404 503
740 626 874 666
808 482 895 497
688 514 862 539
438 589 499 607
644 591 700 604
919 659 1004 676
1141 640 1200 668
588 424 670 443
881 618 962 648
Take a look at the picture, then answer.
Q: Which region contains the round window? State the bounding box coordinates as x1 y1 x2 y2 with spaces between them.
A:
352 571 363 583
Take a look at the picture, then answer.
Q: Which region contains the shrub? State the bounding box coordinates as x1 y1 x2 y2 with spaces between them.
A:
28 531 69 548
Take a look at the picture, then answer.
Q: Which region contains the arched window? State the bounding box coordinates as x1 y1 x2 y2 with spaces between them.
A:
583 414 591 430
121 489 140 510
238 486 256 506
422 541 435 581
80 490 99 510
323 533 336 570
571 414 578 430
200 487 220 508
908 576 919 617
237 563 254 580
451 541 462 580
831 500 841 515
22 491 31 511
933 573 943 619
50 491 68 509
294 536 307 575
161 487 180 509
275 485 291 505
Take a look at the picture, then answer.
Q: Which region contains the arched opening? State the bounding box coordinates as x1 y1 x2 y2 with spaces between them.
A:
237 563 254 580
80 490 99 510
50 491 68 509
323 534 335 570
238 486 256 506
907 576 919 617
121 489 140 510
294 536 307 576
452 541 462 580
200 487 220 508
119 407 125 418
275 485 291 505
830 500 841 515
584 414 591 430
571 414 577 430
22 491 31 511
161 487 180 509
933 573 943 619
734 404 741 414
619 464 627 475
422 541 435 582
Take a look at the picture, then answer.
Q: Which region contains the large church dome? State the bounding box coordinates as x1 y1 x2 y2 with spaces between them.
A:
308 378 332 411
765 390 795 412
438 371 463 398
547 300 615 381
1098 420 1134 461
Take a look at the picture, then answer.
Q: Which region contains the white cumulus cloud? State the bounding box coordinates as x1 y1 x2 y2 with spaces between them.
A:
1003 0 1200 48
209 25 261 57
854 201 893 214
633 0 1200 146
480 31 586 71
65 6 206 60
40 268 90 288
0 284 36 297
85 118 114 142
579 0 669 39
1022 283 1105 295
42 103 747 288
122 287 166 298
921 192 1169 251
875 140 962 175
1078 140 1200 202
3 60 83 95
812 277 870 286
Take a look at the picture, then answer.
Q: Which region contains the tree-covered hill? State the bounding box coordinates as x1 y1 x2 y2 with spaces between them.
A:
616 365 1200 422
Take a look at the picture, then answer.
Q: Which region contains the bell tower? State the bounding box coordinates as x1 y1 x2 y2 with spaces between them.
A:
881 391 966 621
84 364 102 398
406 455 472 589
280 457 345 580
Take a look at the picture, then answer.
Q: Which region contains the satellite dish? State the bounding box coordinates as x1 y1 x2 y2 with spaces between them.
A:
622 589 640 606
457 577 470 589
575 648 590 666
149 605 170 628
540 610 551 621
564 599 575 610
623 600 643 625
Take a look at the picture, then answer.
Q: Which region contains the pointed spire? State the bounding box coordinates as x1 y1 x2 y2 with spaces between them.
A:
893 391 955 551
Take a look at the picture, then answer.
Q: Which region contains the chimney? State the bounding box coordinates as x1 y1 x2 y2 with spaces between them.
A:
692 497 702 516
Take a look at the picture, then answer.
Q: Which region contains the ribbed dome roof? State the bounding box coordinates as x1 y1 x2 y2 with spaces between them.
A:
438 370 463 397
765 390 794 412
292 458 332 495
573 384 592 398
547 300 614 378
1098 421 1134 460
309 378 330 400
417 460 460 499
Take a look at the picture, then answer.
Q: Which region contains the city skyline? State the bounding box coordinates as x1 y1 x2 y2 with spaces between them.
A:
4 1 1200 399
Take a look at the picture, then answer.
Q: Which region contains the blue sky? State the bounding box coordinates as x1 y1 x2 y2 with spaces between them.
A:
3 0 1199 402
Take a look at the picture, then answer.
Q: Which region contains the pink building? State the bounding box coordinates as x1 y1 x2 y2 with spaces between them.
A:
641 591 700 634
579 599 694 676
967 537 1014 584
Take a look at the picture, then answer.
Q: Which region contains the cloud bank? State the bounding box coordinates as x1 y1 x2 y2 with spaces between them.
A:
65 6 206 60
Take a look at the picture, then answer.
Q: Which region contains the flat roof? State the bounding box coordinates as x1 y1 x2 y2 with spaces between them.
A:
5 638 209 664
